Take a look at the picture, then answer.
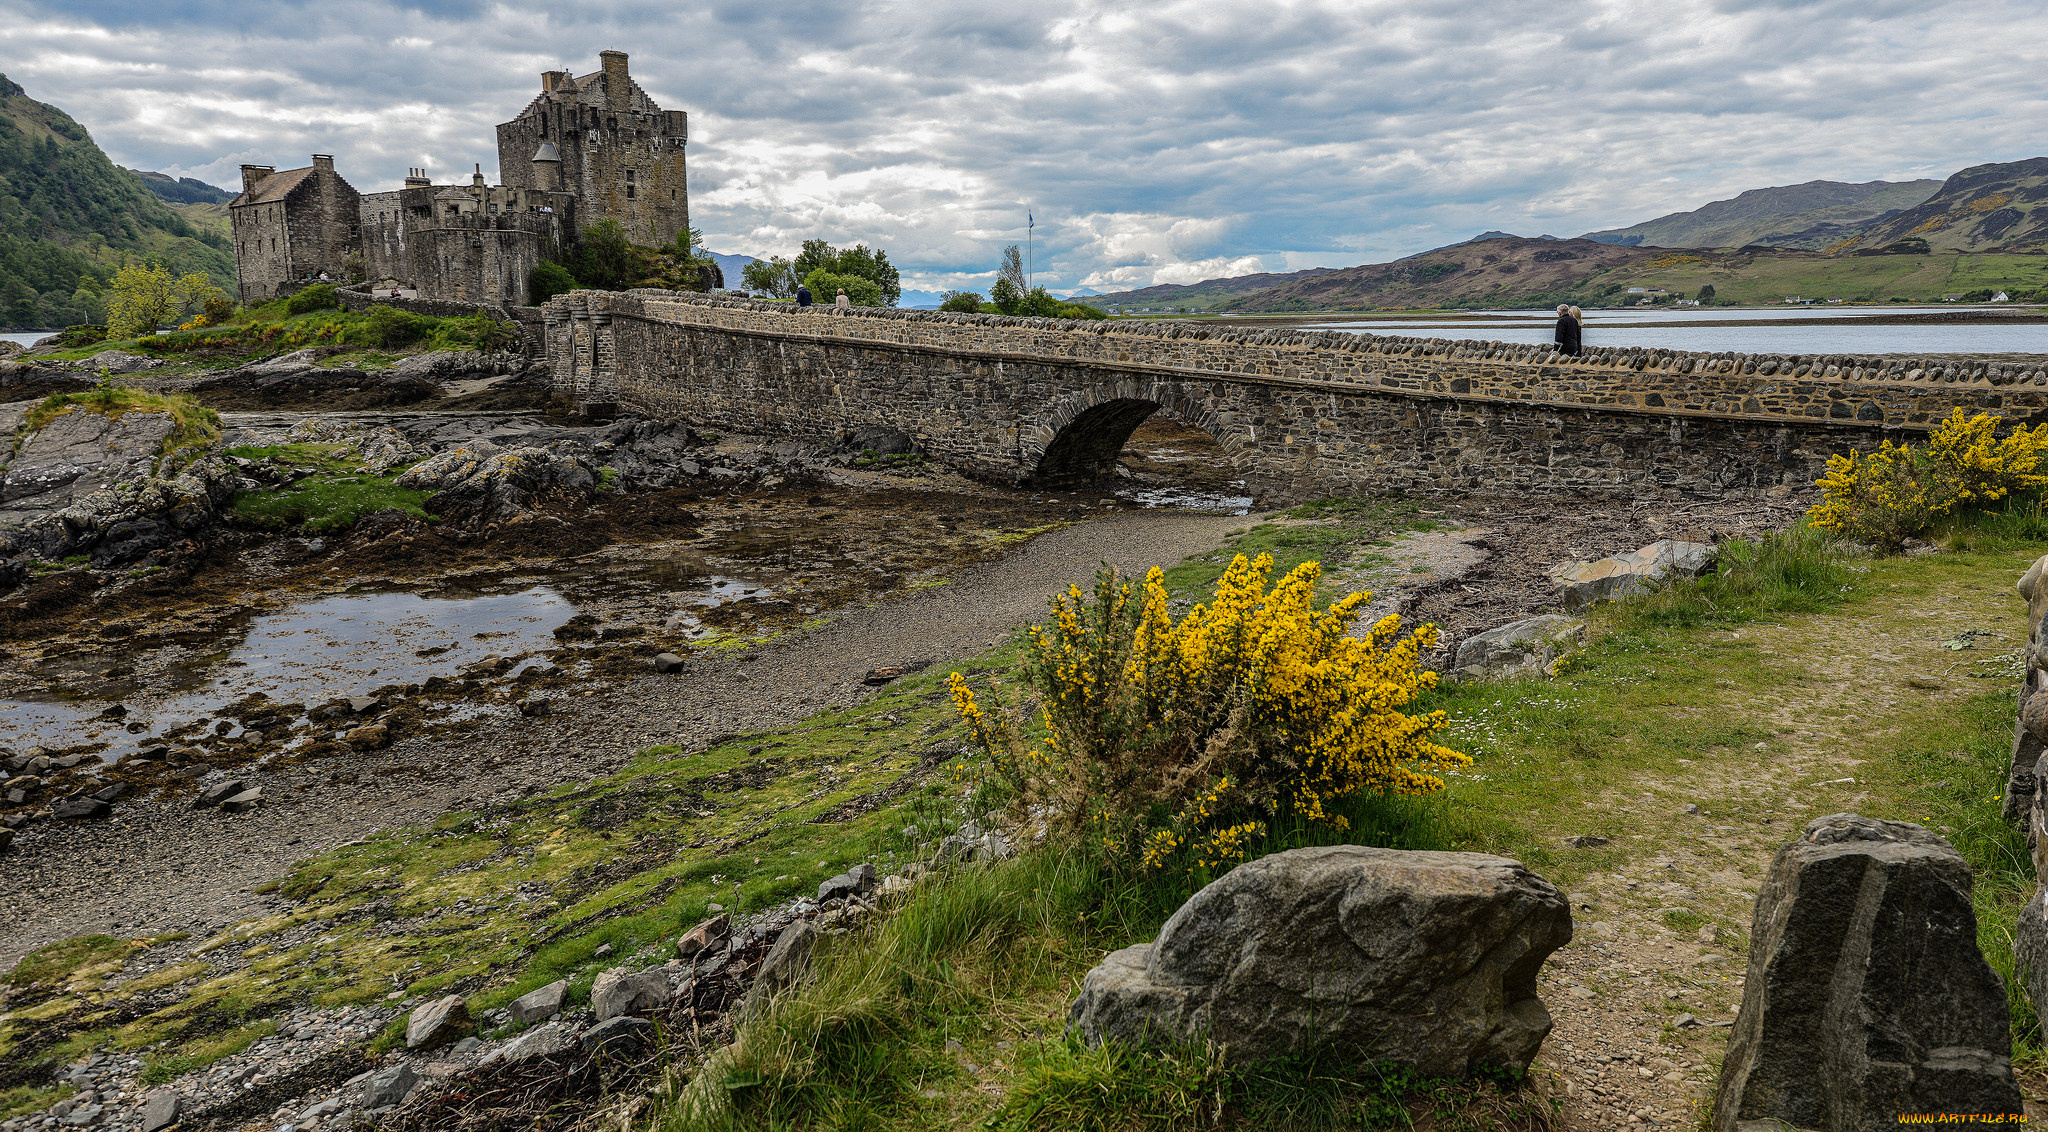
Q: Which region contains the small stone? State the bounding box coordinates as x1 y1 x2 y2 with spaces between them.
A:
195 779 248 809
590 967 670 1020
347 696 383 714
677 914 731 959
1696 923 1719 944
1589 921 1618 940
359 1062 418 1109
508 979 568 1024
344 724 389 749
1682 804 1701 816
50 798 112 821
219 788 264 814
593 943 613 958
516 695 550 717
450 1037 483 1056
405 995 471 1049
653 652 685 674
91 783 125 803
1564 835 1609 849
817 863 878 902
751 921 816 1003
581 1015 656 1057
140 1091 179 1132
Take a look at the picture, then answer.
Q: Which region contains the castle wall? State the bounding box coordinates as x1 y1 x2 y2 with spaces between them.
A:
360 184 570 306
545 290 2048 504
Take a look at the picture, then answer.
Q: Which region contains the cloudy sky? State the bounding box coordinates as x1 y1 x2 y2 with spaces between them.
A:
4 0 2045 295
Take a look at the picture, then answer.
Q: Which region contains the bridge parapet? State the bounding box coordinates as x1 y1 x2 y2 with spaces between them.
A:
540 289 2048 502
552 289 2048 432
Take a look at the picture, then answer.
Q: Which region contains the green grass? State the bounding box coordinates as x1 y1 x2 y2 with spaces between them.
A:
19 385 221 458
1161 497 1442 600
226 443 430 533
1599 523 1859 633
137 1019 279 1086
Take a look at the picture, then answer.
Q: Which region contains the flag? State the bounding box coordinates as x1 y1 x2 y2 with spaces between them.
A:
1028 211 1034 229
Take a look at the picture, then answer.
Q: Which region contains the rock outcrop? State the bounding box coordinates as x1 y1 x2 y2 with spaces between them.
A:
1713 814 2022 1131
0 408 241 575
2003 554 2048 824
1067 845 1571 1075
1548 539 1717 610
395 439 595 525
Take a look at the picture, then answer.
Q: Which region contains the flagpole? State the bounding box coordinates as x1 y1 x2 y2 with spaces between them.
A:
1027 210 1034 294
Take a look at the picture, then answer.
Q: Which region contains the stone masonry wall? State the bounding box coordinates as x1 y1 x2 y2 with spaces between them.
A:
544 289 2048 502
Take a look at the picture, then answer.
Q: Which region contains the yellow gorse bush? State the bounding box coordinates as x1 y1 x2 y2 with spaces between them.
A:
1808 409 2048 549
948 553 1467 875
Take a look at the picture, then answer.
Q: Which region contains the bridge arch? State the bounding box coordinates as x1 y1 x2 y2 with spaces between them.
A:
1026 383 1245 487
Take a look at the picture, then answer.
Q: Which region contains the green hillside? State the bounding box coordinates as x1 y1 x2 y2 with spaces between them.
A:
0 73 234 329
1840 158 2048 253
1583 178 1942 251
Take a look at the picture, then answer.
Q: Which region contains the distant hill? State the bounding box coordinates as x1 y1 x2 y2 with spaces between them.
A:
1837 158 2048 254
1079 267 1338 312
1582 179 1941 251
126 168 236 205
0 73 235 329
1235 237 1656 312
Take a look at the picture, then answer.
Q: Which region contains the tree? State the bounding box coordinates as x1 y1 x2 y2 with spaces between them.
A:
780 240 900 305
742 256 799 298
802 268 883 307
1697 284 1717 304
939 290 983 313
998 245 1026 298
529 260 577 305
568 219 636 290
988 277 1022 315
106 263 220 340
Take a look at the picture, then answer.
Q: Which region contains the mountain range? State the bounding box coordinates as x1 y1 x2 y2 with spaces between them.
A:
1080 157 2048 312
0 74 233 329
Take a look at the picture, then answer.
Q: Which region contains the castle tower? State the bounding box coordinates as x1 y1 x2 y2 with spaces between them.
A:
531 142 561 192
228 155 361 303
494 50 687 248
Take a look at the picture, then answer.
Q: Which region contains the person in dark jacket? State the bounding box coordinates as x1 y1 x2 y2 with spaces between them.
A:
1553 303 1582 355
796 284 813 308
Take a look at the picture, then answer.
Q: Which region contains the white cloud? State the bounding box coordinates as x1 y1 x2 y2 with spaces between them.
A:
2 0 2045 294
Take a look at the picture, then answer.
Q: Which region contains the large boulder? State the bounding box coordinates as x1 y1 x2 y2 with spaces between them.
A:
1067 845 1571 1075
1452 615 1581 679
0 409 174 520
1547 539 1716 611
285 418 424 474
2016 750 2048 1031
1713 814 2022 1131
2002 554 2048 825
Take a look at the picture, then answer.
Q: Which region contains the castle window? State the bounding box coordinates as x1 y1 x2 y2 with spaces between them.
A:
626 184 635 199
607 117 617 130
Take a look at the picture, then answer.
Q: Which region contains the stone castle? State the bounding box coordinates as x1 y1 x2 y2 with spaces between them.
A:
228 50 687 307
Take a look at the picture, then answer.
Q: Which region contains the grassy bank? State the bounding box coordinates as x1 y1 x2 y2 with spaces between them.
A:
225 443 431 534
21 301 514 365
17 386 220 458
5 502 2041 1127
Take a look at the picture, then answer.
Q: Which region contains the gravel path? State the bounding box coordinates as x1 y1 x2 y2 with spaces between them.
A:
1 509 1251 965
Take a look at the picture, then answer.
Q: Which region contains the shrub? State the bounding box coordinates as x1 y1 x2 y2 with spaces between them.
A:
528 261 576 305
801 268 883 307
949 554 1465 876
284 284 339 316
1808 408 2048 549
356 304 431 349
939 290 984 313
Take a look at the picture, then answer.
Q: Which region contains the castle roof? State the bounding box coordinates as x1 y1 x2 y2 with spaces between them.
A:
532 141 560 162
231 165 315 207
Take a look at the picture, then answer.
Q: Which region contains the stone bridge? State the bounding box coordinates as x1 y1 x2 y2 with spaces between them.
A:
541 290 2048 504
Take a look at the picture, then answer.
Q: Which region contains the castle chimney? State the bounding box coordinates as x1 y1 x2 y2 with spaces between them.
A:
312 154 334 172
472 163 485 189
599 50 629 110
404 167 431 188
240 164 274 194
542 70 570 93
531 141 561 193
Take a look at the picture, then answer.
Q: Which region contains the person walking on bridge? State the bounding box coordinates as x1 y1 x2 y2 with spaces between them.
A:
796 283 813 308
1554 303 1582 356
835 288 852 312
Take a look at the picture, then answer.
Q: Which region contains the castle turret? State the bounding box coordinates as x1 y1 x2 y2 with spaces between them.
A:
531 141 561 192
240 164 275 194
600 50 630 110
